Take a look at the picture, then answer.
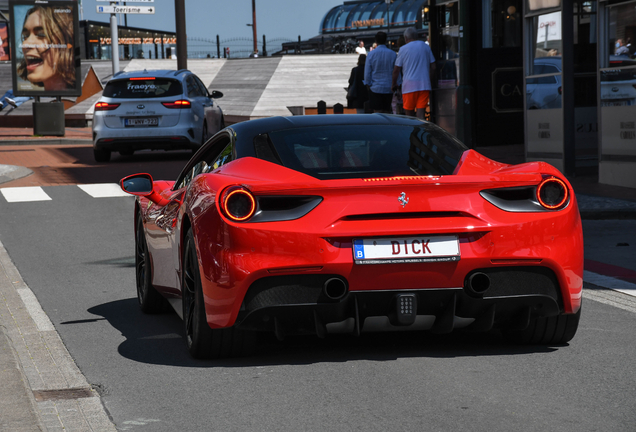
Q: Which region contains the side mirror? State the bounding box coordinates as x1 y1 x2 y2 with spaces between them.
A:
210 90 223 99
121 173 153 194
120 173 169 206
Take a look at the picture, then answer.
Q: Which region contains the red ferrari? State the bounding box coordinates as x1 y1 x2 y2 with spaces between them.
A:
121 114 582 359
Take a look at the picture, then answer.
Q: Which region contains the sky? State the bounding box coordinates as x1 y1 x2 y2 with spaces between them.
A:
81 0 344 42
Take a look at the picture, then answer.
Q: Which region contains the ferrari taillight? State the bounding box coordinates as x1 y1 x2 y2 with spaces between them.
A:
221 186 256 222
95 102 120 111
162 100 191 109
537 176 569 210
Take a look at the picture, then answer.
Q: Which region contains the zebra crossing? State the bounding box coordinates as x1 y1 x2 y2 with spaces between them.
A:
1 183 132 202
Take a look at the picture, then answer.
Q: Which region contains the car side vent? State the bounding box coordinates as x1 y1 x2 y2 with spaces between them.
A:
480 186 568 212
249 196 323 223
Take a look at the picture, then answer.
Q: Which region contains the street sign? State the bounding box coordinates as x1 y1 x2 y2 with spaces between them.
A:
96 5 155 14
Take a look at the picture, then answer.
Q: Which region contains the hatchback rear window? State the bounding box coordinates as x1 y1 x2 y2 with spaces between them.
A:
103 78 183 99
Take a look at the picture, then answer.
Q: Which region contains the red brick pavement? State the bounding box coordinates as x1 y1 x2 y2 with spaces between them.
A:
0 127 92 140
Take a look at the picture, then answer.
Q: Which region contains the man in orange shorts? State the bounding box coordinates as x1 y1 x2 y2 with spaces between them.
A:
392 27 436 120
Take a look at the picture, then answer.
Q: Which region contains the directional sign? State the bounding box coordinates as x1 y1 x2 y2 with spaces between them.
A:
96 5 155 14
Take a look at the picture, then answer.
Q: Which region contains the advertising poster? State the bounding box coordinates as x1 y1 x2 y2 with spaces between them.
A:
0 22 9 61
9 0 81 96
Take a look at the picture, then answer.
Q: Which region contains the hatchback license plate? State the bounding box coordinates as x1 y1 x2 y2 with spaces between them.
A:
353 235 460 264
125 117 158 127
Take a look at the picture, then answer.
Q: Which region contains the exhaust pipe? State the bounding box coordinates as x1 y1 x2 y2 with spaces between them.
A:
323 277 348 301
464 272 490 297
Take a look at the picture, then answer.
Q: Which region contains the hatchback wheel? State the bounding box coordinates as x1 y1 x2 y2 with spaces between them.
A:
94 149 111 162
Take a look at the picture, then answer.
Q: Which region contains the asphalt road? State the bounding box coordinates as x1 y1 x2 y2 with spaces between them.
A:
0 161 635 430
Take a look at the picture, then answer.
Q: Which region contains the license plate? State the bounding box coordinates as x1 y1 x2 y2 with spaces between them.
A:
125 117 158 127
353 235 460 264
601 100 633 107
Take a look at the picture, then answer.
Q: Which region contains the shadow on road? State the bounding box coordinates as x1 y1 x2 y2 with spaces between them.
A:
83 298 561 368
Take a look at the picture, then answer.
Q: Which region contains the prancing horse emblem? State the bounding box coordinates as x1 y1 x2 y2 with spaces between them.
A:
398 192 409 208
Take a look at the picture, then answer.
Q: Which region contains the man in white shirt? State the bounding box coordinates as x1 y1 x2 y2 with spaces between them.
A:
355 41 367 55
392 28 436 120
364 32 396 113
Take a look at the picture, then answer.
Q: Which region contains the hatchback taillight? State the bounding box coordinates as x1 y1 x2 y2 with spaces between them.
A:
162 100 191 109
95 102 120 111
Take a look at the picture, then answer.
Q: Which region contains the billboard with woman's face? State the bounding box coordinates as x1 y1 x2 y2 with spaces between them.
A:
9 0 81 96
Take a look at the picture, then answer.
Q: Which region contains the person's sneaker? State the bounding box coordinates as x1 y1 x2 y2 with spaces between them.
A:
5 97 18 108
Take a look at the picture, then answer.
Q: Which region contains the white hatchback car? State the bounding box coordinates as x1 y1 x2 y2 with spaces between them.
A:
92 69 224 162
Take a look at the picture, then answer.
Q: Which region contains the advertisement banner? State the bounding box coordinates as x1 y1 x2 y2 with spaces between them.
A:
0 22 9 61
9 0 81 97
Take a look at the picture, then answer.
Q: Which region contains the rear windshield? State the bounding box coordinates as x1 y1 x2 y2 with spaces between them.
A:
262 124 468 180
103 78 183 99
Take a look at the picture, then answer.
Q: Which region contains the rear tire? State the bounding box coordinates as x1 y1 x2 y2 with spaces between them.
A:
201 122 208 146
182 229 255 359
94 148 111 162
504 307 581 345
135 215 167 313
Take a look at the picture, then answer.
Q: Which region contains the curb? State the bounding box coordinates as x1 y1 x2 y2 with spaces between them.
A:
0 139 92 146
0 165 33 184
0 240 116 431
580 210 636 220
0 325 44 431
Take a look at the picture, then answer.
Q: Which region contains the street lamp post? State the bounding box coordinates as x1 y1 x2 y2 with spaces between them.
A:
251 0 257 54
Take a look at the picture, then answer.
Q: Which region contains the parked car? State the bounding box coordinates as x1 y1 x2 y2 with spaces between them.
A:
526 57 562 109
600 55 636 107
92 69 224 162
120 114 583 359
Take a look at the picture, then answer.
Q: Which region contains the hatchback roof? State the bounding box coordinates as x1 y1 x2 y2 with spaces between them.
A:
110 69 191 80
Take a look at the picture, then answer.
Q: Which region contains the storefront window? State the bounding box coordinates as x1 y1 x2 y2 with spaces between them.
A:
483 0 522 48
435 3 459 88
335 4 356 31
370 3 387 28
601 1 636 108
573 0 596 73
346 3 367 29
608 1 636 61
323 8 340 33
531 11 562 70
527 0 561 11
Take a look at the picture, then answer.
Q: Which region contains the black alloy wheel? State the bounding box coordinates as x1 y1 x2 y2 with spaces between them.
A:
135 214 167 313
182 228 256 359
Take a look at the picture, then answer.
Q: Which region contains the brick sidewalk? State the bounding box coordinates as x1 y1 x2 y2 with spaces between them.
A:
0 127 92 141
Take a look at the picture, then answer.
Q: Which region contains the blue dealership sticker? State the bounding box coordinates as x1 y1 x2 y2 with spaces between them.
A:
353 239 365 259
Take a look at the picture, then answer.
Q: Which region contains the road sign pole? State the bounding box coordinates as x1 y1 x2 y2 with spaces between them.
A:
175 0 187 70
110 2 119 74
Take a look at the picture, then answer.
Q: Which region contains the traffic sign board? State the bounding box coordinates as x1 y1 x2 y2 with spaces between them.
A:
96 5 155 14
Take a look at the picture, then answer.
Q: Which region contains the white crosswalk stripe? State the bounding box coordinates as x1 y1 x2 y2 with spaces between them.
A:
1 187 52 202
1 184 133 202
78 183 131 198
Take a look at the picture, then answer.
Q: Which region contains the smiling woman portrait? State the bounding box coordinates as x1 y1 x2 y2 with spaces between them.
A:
17 5 75 91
